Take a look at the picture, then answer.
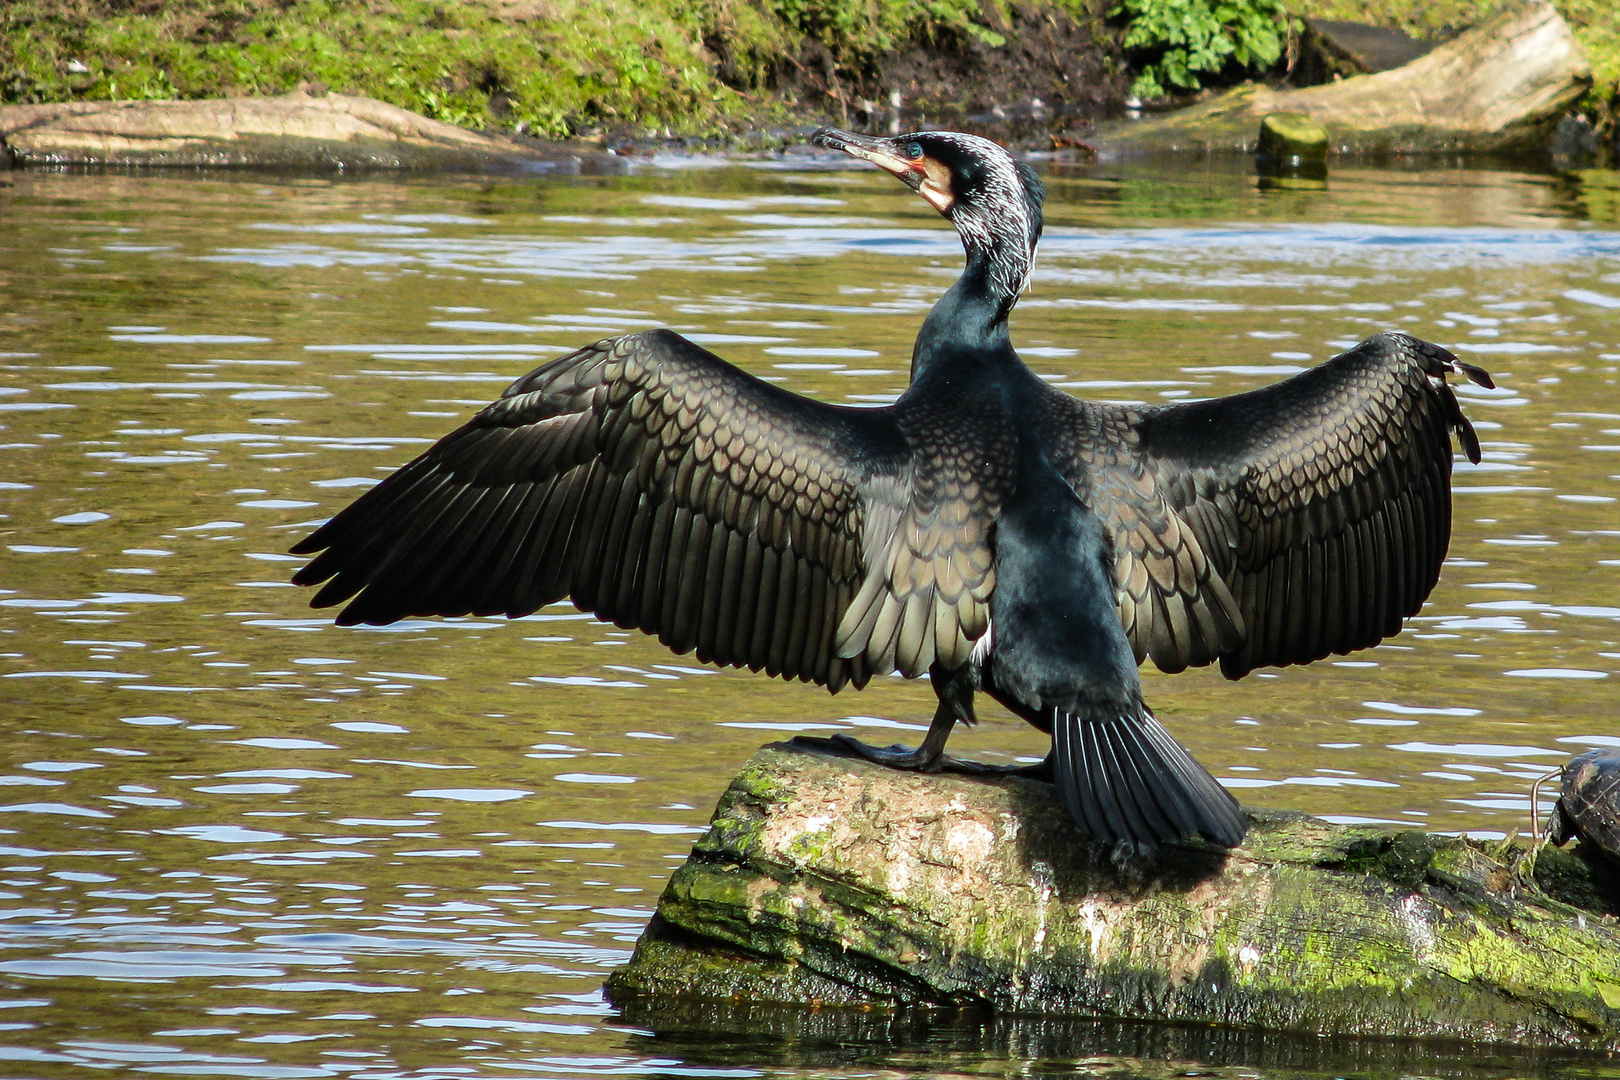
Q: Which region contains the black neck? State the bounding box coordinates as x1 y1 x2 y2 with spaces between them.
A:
911 239 1024 379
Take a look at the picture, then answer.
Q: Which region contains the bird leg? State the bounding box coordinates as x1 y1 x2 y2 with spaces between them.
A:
790 665 1049 776
791 663 975 771
791 662 1065 780
794 721 1055 778
791 694 961 771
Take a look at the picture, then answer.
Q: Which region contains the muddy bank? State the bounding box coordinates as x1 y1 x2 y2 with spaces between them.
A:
777 1 1128 140
1 0 1129 148
0 0 1603 170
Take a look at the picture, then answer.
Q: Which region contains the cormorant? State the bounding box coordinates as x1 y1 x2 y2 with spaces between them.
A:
290 128 1492 853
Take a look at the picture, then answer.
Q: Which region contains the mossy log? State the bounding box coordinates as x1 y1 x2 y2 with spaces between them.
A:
0 89 617 172
1094 0 1590 156
1257 113 1329 164
608 743 1620 1050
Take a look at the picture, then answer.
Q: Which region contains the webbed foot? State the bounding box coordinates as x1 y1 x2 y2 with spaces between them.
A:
790 733 949 772
788 736 1052 779
788 673 990 777
992 755 1053 781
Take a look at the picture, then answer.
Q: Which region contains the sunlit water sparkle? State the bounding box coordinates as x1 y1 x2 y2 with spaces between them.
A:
1 158 1618 1079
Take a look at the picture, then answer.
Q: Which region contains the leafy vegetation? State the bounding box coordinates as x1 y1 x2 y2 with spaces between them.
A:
1114 0 1615 126
1112 0 1293 100
1555 0 1620 133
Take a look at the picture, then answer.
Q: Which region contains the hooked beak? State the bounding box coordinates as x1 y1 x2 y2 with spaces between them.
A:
812 127 924 189
812 127 956 214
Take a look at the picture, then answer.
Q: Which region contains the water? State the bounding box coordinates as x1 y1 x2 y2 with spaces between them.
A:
1 156 1618 1078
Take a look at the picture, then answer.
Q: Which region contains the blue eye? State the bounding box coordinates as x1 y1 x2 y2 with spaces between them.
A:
907 142 923 160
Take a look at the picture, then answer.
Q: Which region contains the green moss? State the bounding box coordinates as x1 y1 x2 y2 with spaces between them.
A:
0 0 764 136
729 758 792 806
607 915 874 1006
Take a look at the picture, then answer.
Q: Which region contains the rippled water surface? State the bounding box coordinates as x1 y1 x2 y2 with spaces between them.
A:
1 156 1619 1079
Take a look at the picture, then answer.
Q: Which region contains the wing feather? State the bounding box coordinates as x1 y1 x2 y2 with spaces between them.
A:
293 330 1000 689
1091 330 1489 678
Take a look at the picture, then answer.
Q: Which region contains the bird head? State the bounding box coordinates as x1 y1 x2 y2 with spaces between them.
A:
812 127 1044 301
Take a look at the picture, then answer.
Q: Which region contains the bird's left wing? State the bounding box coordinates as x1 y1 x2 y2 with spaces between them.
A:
290 329 998 691
291 330 901 689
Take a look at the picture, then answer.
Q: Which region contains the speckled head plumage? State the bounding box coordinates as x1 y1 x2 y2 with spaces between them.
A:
813 128 1044 304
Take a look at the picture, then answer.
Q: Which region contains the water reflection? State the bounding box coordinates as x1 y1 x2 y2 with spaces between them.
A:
0 158 1617 1077
619 1000 1620 1080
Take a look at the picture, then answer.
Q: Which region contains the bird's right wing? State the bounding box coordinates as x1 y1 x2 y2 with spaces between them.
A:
1099 331 1491 680
290 329 998 690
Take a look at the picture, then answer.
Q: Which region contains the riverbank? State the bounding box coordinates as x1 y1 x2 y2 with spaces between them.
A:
2 0 1614 153
0 0 1128 147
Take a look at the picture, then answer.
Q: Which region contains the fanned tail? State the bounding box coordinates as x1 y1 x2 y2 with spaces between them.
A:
1051 706 1246 851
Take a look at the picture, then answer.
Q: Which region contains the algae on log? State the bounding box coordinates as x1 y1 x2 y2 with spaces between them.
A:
1094 0 1590 156
1257 113 1329 164
608 743 1620 1051
0 89 618 172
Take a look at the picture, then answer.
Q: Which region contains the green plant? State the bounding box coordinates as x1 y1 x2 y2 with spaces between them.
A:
1111 0 1290 99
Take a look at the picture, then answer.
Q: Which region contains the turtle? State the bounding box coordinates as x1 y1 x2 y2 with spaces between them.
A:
1541 748 1620 865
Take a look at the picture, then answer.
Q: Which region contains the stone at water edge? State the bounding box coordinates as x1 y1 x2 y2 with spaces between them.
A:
609 742 1620 1049
1257 113 1329 165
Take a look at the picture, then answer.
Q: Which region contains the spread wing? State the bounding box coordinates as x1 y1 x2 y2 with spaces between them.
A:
1063 404 1247 677
1085 331 1491 679
290 329 1000 690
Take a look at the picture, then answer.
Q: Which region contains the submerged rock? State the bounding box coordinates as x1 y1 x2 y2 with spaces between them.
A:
0 89 619 173
1093 0 1590 157
609 742 1620 1050
1255 113 1329 188
1257 112 1328 164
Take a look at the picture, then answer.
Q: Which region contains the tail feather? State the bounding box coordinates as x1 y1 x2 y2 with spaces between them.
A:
1117 717 1199 839
1094 718 1179 841
1079 720 1132 840
1067 720 1118 841
1132 715 1218 830
1052 706 1246 850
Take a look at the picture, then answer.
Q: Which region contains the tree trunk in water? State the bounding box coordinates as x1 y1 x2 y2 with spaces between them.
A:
1094 0 1591 156
609 743 1620 1050
0 89 616 172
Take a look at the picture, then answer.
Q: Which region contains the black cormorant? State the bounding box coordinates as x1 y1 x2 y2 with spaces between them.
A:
290 128 1492 852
